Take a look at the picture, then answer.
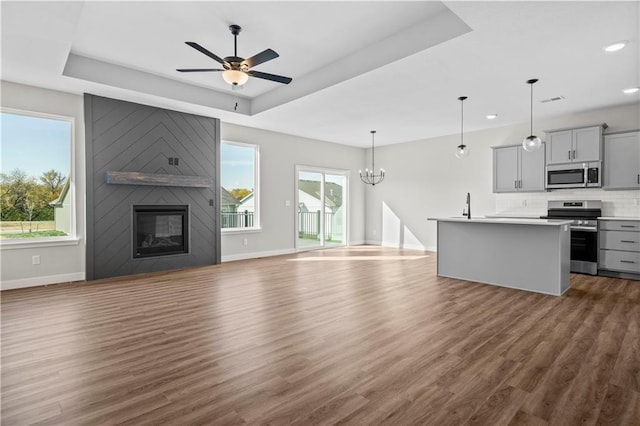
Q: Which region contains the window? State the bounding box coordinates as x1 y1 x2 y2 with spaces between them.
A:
220 141 259 230
0 110 74 242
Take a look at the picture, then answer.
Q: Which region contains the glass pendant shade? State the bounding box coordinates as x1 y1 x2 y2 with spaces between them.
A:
222 69 249 86
522 135 542 152
456 96 469 159
456 144 470 158
522 79 541 152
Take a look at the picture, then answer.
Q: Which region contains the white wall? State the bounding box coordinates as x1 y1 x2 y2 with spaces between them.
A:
365 102 640 251
1 81 86 289
221 123 365 261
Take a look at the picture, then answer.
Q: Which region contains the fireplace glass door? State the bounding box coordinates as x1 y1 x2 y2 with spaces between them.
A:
133 205 188 258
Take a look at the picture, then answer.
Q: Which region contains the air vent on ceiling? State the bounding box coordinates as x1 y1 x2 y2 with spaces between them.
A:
540 96 565 103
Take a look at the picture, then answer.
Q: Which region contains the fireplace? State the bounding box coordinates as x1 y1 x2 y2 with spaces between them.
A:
133 205 189 258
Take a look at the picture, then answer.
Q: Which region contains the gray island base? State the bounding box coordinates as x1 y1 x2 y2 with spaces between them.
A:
429 218 573 296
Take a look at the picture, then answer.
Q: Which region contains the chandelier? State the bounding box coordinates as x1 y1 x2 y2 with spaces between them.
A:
359 130 385 186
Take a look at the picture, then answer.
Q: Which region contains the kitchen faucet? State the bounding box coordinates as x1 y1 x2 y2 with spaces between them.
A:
462 192 471 219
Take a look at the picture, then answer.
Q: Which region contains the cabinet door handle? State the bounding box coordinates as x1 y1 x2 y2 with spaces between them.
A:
637 174 639 184
515 180 517 189
621 225 637 228
568 150 571 160
620 260 636 264
573 150 576 160
621 240 637 243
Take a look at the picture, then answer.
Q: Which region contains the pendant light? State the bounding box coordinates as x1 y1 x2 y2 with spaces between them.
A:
359 130 385 186
455 96 469 158
522 78 542 152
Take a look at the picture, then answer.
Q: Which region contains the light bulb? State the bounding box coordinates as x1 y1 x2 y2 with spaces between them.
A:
456 144 470 158
522 135 542 152
222 69 249 86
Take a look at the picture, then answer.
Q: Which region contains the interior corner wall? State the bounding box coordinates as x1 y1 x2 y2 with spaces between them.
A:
220 123 366 261
85 94 221 280
365 102 640 252
0 81 86 289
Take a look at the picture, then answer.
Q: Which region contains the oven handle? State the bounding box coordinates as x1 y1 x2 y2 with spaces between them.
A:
570 226 598 232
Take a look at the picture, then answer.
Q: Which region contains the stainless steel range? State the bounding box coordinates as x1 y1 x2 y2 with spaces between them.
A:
542 200 602 275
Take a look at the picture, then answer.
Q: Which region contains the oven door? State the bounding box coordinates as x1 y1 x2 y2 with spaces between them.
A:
546 166 586 189
570 227 598 275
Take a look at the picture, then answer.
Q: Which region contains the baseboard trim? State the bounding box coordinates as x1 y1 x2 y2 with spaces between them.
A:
1 272 86 291
222 248 296 262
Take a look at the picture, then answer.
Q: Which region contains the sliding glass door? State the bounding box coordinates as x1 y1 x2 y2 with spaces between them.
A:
296 167 348 250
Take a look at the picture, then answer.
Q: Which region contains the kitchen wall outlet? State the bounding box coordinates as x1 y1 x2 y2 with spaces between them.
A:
168 157 174 165
521 200 527 207
32 255 40 265
174 158 179 165
243 238 248 246
285 200 291 207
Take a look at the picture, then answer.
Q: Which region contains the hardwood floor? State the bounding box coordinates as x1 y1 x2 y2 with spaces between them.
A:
2 246 639 425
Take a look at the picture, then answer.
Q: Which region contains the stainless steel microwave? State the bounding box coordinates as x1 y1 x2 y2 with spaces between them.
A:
546 162 601 189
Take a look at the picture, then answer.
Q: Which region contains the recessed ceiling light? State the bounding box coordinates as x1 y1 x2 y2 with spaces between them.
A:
604 41 627 52
486 114 498 120
623 87 639 94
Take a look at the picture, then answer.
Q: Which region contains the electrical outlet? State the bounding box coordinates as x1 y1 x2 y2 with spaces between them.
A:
32 255 40 265
168 157 174 165
174 158 179 165
522 200 527 207
285 200 291 207
242 238 248 246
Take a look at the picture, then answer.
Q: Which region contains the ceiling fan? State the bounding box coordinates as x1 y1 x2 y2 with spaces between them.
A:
177 24 292 89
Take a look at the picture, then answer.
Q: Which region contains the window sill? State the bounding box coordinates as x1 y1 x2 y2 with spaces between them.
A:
221 227 262 235
0 237 81 250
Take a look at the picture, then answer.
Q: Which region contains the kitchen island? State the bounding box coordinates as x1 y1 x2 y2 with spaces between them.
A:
429 217 573 296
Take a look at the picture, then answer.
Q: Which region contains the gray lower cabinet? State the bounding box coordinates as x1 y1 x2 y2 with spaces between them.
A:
599 219 640 279
604 131 640 190
492 144 545 193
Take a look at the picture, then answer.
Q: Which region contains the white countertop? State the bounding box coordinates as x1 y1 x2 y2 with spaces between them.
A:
485 213 544 219
428 217 573 226
598 217 640 221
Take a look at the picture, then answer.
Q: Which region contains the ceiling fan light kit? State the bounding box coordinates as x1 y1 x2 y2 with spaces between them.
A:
177 24 292 89
222 69 249 86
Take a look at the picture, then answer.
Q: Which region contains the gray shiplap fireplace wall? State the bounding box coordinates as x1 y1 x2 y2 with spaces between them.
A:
85 94 221 280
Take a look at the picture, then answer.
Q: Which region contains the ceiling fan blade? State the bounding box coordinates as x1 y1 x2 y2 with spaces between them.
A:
185 42 228 66
176 68 225 72
242 49 279 69
248 70 292 84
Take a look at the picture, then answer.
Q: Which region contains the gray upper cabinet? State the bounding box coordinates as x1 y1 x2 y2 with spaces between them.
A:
545 125 604 165
493 144 545 193
604 131 640 190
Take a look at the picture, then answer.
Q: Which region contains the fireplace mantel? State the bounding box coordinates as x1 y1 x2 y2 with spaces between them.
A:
105 171 213 188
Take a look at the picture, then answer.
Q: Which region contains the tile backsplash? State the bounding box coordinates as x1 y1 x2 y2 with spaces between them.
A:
495 189 640 217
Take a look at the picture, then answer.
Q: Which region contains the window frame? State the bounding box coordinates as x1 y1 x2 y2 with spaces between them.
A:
0 107 78 249
220 140 260 233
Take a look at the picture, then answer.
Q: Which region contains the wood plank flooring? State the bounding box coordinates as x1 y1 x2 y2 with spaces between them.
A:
2 246 639 425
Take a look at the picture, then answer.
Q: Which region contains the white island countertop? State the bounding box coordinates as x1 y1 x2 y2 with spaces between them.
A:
598 217 640 221
428 217 572 226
